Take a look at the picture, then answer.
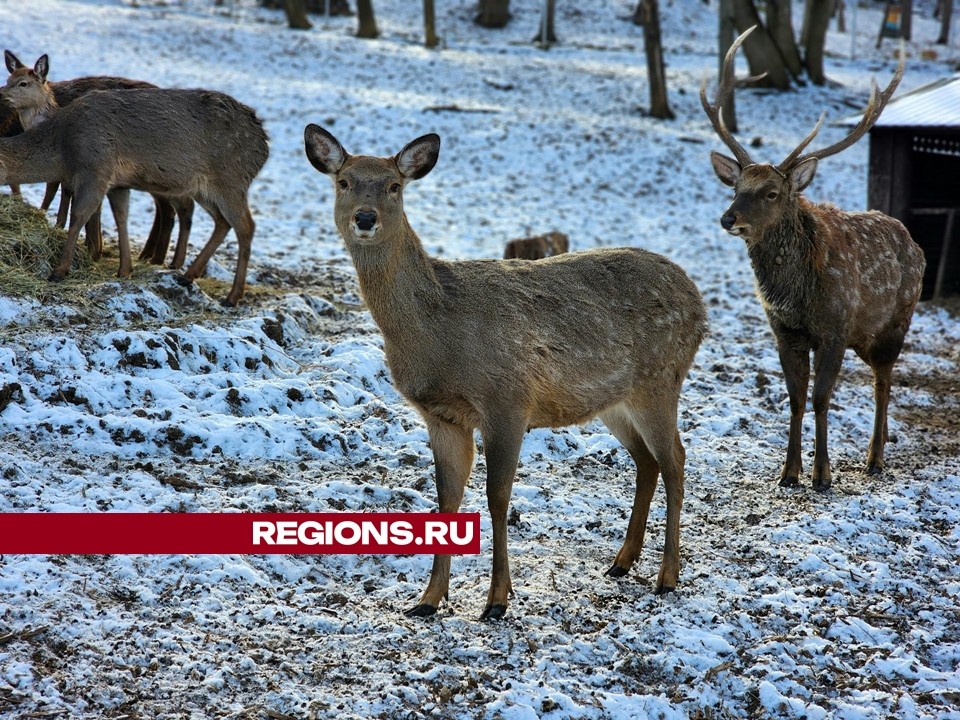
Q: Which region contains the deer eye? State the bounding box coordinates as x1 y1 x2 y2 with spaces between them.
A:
389 183 401 194
18 81 27 87
337 179 349 190
766 191 779 201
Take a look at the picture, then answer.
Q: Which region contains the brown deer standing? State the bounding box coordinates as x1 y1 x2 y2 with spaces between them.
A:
304 125 707 619
2 51 194 267
0 85 268 305
503 231 569 260
703 28 924 490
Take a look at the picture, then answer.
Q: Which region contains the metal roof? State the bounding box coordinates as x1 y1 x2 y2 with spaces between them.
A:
838 73 960 128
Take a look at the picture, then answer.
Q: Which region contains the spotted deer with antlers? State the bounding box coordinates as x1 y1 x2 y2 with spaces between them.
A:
703 28 924 491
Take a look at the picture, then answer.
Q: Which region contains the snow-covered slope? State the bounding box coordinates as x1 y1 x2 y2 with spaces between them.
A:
0 1 958 717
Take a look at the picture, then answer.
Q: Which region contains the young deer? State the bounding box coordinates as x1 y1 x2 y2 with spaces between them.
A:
703 28 924 490
0 86 268 305
2 51 194 267
304 125 707 619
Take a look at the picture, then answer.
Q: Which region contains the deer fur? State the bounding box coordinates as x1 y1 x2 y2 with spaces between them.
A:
1 50 194 267
0 87 268 305
705 29 924 490
304 125 707 619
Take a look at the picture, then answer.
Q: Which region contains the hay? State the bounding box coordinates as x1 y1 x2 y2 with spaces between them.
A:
0 192 153 304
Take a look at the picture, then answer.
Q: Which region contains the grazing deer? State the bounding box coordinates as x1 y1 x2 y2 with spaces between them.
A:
503 231 569 260
304 125 707 619
702 28 924 490
0 85 268 305
2 51 194 267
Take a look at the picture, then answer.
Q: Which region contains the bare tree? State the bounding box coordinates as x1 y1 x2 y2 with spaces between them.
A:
635 0 674 119
357 0 377 38
937 0 954 44
424 0 439 47
283 0 312 29
476 0 510 28
731 0 791 89
533 0 557 45
802 0 831 84
767 0 803 80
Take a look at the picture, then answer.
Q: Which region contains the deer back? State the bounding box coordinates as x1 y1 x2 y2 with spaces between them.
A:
53 88 268 196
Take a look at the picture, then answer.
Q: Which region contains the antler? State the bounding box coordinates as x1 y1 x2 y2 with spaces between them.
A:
700 25 765 168
778 44 905 172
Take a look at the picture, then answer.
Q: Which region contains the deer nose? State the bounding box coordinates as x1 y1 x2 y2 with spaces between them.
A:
355 210 378 231
720 213 736 231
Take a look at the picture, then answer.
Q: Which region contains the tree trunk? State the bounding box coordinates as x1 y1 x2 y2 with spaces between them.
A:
476 0 510 28
356 0 378 38
731 0 791 90
719 0 738 131
834 0 846 33
533 0 557 45
803 0 831 85
938 0 954 44
767 0 803 80
283 0 312 29
901 0 913 41
642 0 674 119
424 0 439 47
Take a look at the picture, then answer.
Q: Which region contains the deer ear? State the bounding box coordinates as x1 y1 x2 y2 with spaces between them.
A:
396 134 440 181
711 151 741 187
34 55 49 82
4 50 24 74
304 124 348 176
789 157 818 192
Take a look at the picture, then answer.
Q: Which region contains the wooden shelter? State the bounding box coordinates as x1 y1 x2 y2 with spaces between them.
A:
848 73 960 300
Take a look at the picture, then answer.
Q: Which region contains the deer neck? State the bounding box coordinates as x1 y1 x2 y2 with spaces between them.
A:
747 200 822 328
347 217 443 341
18 91 59 130
0 124 63 185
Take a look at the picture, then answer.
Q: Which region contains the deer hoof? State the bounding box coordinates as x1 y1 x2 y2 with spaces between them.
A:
654 583 676 596
811 475 833 492
404 603 437 618
48 270 66 282
480 604 508 621
778 475 800 488
221 295 241 308
605 564 629 578
866 461 884 475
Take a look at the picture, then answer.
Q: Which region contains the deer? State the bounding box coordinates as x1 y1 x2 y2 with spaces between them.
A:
702 27 925 491
0 84 268 305
304 125 708 619
503 230 569 260
2 51 194 268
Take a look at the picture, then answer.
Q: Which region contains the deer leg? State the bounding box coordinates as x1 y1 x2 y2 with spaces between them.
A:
222 204 254 307
866 363 894 475
106 188 132 278
775 331 811 487
479 415 526 620
140 196 168 263
406 418 475 618
83 208 103 261
55 187 71 229
40 182 59 211
810 341 845 491
170 197 194 270
9 184 20 196
183 208 231 283
640 423 686 594
51 187 103 281
600 405 659 579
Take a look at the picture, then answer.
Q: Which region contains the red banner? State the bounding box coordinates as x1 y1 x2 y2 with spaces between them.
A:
0 512 480 555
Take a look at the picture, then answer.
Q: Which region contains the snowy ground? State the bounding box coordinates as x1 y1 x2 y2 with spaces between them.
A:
1 1 959 718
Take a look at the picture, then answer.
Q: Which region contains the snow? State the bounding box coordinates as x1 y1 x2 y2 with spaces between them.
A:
0 0 959 718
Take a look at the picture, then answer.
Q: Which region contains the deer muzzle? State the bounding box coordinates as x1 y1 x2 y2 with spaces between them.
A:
353 209 380 237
